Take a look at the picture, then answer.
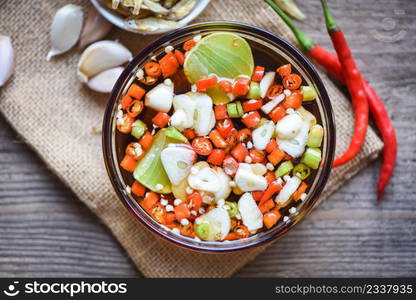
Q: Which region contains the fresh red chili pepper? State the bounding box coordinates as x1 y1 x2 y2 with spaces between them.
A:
216 118 235 137
320 0 369 168
241 111 261 128
265 0 397 198
276 64 292 78
364 81 397 199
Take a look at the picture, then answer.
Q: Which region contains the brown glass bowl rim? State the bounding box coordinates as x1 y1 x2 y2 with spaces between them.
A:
102 21 336 253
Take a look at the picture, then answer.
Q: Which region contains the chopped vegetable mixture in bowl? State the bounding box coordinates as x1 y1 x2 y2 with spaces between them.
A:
103 22 335 252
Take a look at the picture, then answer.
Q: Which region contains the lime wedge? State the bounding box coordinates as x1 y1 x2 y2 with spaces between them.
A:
184 32 254 104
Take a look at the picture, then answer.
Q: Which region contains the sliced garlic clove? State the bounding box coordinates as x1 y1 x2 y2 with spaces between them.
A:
79 7 113 49
46 4 83 61
0 36 15 87
86 67 124 93
77 40 132 82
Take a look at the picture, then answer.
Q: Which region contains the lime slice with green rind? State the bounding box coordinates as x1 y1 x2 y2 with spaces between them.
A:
184 32 254 104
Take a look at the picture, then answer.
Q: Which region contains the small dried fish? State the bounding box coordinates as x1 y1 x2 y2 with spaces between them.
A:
87 66 124 93
162 0 179 9
77 40 132 82
142 0 170 15
112 0 121 9
0 36 15 87
46 4 83 61
126 17 179 32
79 7 113 49
167 0 196 20
121 0 143 15
274 0 306 21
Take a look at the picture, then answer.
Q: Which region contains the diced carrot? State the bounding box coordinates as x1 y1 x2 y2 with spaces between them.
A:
209 129 228 148
187 191 202 211
141 192 159 213
131 181 146 197
207 149 226 165
283 90 303 109
183 128 196 140
242 99 263 112
120 154 138 172
260 181 282 203
263 209 281 228
259 199 275 214
164 212 176 225
218 80 233 93
140 132 154 150
174 203 191 221
252 66 265 82
159 52 179 78
231 143 249 162
152 112 170 128
242 111 261 128
232 78 250 96
197 75 217 91
265 171 276 184
127 83 145 100
214 104 228 120
265 139 278 153
293 182 308 201
121 94 133 110
174 49 185 65
267 147 285 165
252 191 264 202
269 105 286 123
183 39 196 51
223 233 240 241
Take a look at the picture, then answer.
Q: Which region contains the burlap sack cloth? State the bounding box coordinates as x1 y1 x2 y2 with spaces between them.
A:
0 0 383 277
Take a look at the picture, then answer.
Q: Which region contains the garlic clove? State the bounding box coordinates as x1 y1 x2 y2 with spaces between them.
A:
77 40 132 82
46 4 83 61
79 7 113 49
86 66 124 93
0 36 15 87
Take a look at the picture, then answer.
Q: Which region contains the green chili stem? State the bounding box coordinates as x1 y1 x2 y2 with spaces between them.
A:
320 0 339 33
263 0 315 51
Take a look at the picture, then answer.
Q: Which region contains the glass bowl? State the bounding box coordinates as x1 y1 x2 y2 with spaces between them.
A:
103 22 336 252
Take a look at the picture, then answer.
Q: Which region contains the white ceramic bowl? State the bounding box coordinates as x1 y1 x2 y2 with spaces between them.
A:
90 0 211 34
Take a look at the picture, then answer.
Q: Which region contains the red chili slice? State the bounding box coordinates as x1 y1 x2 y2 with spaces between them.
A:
192 137 213 156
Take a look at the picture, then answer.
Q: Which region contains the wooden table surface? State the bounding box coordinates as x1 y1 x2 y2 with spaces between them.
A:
1 0 415 277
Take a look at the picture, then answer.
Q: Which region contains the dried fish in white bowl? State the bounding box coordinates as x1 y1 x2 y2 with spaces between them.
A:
90 0 211 34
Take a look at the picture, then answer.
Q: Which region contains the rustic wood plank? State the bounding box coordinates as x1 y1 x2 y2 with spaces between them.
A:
1 0 415 277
